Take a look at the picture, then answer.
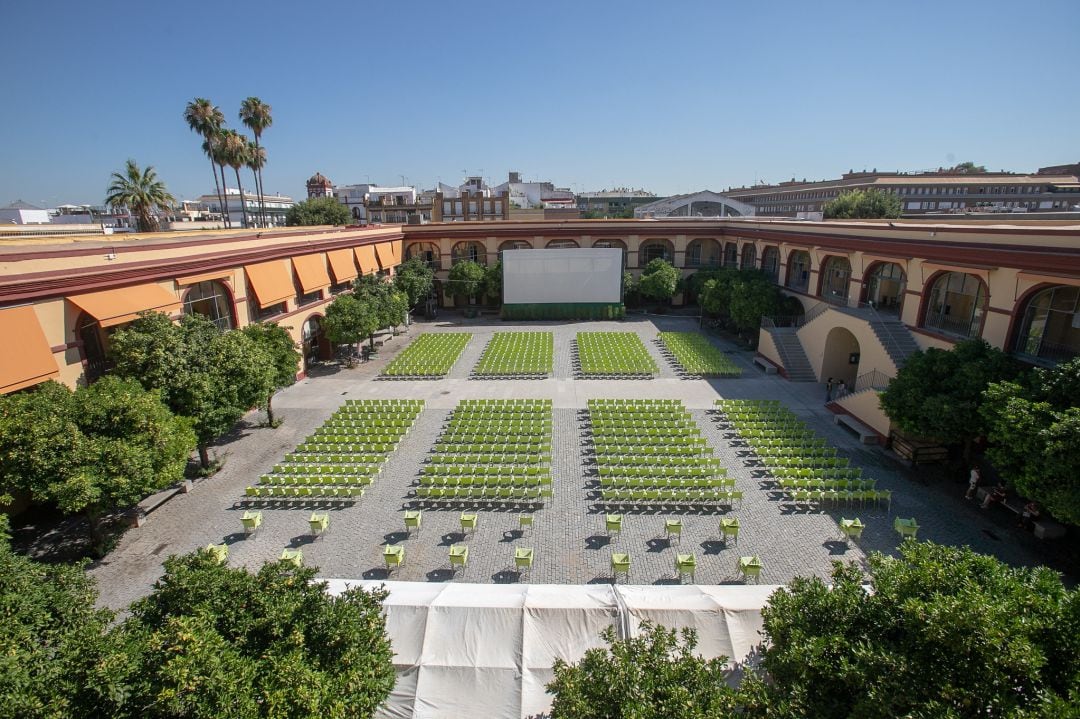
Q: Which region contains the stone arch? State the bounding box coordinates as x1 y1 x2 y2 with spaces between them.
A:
920 270 988 339
301 313 332 369
822 326 861 390
686 238 720 268
498 239 532 253
761 246 780 281
451 241 487 265
862 261 907 316
181 279 236 331
786 250 811 292
405 242 440 270
75 311 110 384
546 238 579 248
1011 283 1080 365
818 255 853 304
639 238 674 267
740 243 757 270
723 242 739 268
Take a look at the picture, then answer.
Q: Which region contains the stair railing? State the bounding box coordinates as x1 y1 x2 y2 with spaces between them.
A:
853 368 894 393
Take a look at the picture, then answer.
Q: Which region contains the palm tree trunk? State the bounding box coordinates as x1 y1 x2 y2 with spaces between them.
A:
233 168 249 228
217 162 231 228
257 167 267 227
253 135 267 229
250 166 261 228
208 155 227 229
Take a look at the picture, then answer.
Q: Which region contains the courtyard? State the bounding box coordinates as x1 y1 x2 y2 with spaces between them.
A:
89 314 1051 611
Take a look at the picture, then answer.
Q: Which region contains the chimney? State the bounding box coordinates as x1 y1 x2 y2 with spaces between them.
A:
509 171 521 184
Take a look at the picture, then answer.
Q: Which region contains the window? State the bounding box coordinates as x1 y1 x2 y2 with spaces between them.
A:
1014 285 1080 365
330 282 350 295
923 272 986 339
740 244 757 270
639 240 673 266
820 256 852 303
686 239 719 267
182 280 234 330
786 251 811 292
256 301 287 322
299 289 323 306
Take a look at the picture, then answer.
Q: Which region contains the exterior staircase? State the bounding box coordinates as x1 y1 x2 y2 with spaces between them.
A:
766 327 817 381
834 305 920 371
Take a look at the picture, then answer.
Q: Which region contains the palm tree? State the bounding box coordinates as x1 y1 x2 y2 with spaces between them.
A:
183 98 229 228
239 97 272 228
203 131 233 228
105 160 176 232
246 141 268 227
222 130 252 228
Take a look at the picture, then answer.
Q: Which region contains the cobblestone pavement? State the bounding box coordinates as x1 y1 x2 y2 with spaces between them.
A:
89 315 1053 610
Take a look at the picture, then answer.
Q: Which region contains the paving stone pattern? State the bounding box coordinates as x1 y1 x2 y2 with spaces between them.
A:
89 315 1050 610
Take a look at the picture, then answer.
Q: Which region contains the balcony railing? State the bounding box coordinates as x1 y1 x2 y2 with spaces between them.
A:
853 369 894 393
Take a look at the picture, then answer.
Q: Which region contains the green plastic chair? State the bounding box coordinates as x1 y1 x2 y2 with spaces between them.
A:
518 514 533 535
664 519 683 545
839 517 864 543
280 548 303 567
449 544 469 575
404 510 422 536
241 511 262 536
204 543 228 563
675 554 697 583
384 545 404 573
308 512 330 537
514 547 534 579
611 552 631 583
605 514 623 536
737 555 763 583
894 517 919 540
460 513 478 534
720 517 740 545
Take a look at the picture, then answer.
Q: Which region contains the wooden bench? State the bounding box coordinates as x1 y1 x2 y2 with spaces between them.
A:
752 355 778 374
834 413 878 444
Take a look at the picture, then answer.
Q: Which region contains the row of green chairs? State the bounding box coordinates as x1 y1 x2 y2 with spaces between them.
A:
246 486 364 500
458 398 552 407
577 332 659 376
431 444 549 456
284 453 388 465
779 478 875 491
593 444 710 457
343 399 425 407
597 456 723 468
259 475 372 487
473 332 554 376
272 463 380 475
382 332 472 377
600 477 736 489
419 476 550 488
657 332 741 377
773 467 864 481
423 464 549 476
416 487 550 503
295 443 397 454
790 489 891 510
601 488 744 507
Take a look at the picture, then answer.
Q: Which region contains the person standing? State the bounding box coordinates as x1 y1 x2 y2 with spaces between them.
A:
965 466 981 499
825 377 835 401
836 379 847 399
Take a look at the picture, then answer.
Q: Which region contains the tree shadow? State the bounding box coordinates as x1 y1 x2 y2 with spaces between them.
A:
382 531 409 545
823 539 851 556
426 568 457 582
362 567 391 580
645 537 671 553
492 569 522 584
584 534 611 550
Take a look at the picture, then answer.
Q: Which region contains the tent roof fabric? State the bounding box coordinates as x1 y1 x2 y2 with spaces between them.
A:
326 248 359 283
175 270 233 286
291 253 332 294
68 283 181 328
323 580 776 719
375 242 395 270
244 259 295 308
355 245 380 274
389 241 402 267
0 305 59 393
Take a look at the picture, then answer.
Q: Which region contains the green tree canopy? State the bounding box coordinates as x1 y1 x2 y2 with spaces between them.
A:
447 260 486 301
105 160 176 232
982 358 1080 524
741 541 1080 718
285 196 352 226
240 323 300 426
823 188 902 219
637 258 680 303
547 623 739 719
879 339 1019 460
483 260 502 303
107 551 395 719
729 271 784 336
948 161 987 174
0 377 194 552
393 257 435 308
324 293 379 353
109 313 273 469
0 515 120 718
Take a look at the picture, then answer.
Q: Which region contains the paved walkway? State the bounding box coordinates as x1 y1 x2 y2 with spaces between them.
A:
89 315 1053 610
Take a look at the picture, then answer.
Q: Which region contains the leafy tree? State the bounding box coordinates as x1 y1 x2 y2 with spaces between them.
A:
948 161 987 174
823 188 902 220
982 358 1080 525
698 268 739 317
483 260 502 303
729 272 784 336
109 313 273 470
547 622 739 719
393 256 435 308
740 541 1080 718
184 98 229 228
107 551 395 719
389 290 410 332
285 196 351 226
325 293 379 355
447 260 486 303
240 323 300 427
0 515 120 718
105 159 176 232
637 258 680 303
622 270 641 308
879 339 1019 461
239 97 272 228
0 378 194 552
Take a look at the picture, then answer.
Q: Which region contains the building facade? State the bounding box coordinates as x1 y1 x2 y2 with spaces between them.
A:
197 188 294 228
576 189 662 218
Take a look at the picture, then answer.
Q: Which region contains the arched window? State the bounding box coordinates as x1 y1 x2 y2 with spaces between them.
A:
865 262 906 315
405 242 440 270
546 239 579 249
451 241 486 266
723 242 739 268
639 239 673 267
686 239 720 268
498 240 531 253
820 256 852 304
761 246 780 282
1014 284 1080 365
182 280 235 330
923 272 987 339
593 238 628 268
786 251 811 292
302 315 327 369
76 312 110 383
740 244 757 270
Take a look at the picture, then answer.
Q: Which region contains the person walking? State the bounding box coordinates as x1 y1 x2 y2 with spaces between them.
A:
825 377 835 401
965 466 981 500
835 379 847 399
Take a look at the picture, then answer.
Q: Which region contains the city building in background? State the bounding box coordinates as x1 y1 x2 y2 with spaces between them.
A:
576 188 662 218
632 191 754 218
197 188 294 228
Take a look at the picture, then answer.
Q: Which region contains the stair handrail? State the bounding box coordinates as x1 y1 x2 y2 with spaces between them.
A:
853 368 894 393
844 298 912 360
801 302 830 325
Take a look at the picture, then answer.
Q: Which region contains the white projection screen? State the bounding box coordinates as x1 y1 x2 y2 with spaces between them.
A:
502 248 622 304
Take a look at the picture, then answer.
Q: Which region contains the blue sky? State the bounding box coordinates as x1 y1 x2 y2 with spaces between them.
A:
2 0 1077 206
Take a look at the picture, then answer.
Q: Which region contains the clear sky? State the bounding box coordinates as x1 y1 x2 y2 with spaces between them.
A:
2 0 1078 206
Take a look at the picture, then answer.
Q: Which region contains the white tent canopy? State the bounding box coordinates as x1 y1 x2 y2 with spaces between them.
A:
323 580 778 719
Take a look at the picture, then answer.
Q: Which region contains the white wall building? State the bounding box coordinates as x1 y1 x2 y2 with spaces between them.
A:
491 171 574 209
335 184 420 223
0 200 51 225
197 188 294 228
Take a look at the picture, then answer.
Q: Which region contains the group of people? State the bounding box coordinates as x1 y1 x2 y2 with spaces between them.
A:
966 467 1041 530
825 377 847 401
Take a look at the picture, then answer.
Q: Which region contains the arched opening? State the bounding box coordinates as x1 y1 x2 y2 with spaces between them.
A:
451 241 487 266
639 239 673 267
351 206 362 221
302 315 331 370
546 239 579 249
864 262 907 316
182 280 235 330
723 242 739 268
498 240 532 254
740 244 757 270
822 326 861 391
405 242 440 270
819 256 853 305
76 312 111 384
761 246 780 282
593 238 628 268
686 238 720 268
922 271 987 339
786 250 811 292
1013 284 1080 365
